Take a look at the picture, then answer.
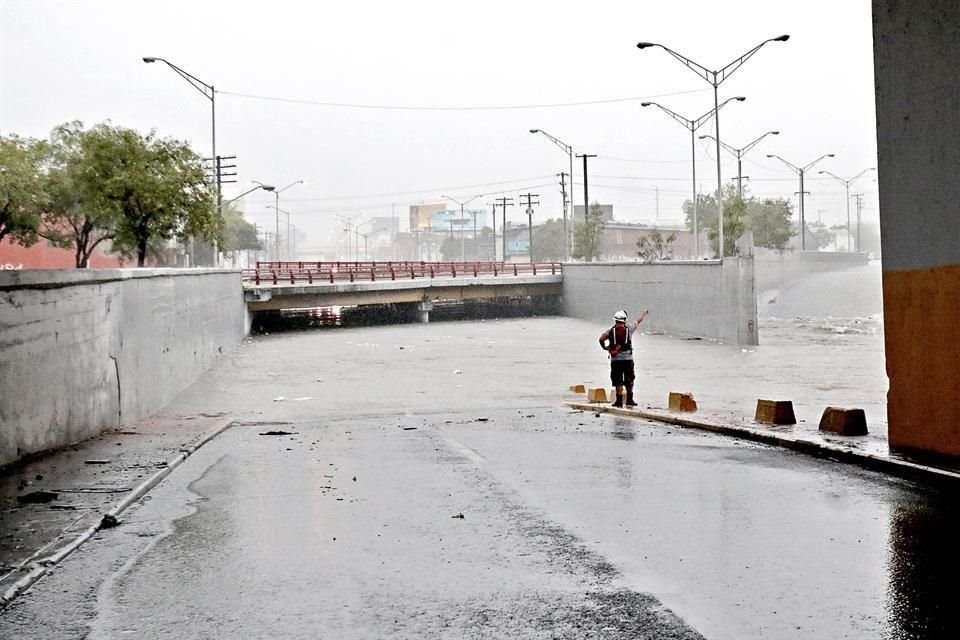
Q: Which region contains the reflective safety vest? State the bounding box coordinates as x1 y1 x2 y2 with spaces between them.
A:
608 323 632 354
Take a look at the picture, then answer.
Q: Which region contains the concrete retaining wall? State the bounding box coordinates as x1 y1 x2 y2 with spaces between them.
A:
0 269 247 466
562 259 757 345
754 248 870 295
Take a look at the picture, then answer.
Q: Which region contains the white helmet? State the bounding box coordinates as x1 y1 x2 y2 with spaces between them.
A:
613 310 628 322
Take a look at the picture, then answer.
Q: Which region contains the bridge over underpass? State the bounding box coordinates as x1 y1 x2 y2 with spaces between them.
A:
242 261 563 322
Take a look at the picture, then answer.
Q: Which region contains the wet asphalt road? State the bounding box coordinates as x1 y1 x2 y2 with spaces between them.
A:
3 266 960 638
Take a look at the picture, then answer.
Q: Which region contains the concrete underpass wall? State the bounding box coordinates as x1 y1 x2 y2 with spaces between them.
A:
0 269 246 466
874 0 960 457
754 248 870 295
562 260 757 345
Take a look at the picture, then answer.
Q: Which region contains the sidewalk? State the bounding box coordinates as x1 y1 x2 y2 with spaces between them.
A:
567 307 960 487
0 412 232 607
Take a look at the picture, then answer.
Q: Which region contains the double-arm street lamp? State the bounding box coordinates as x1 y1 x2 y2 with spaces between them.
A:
818 168 876 252
766 153 835 250
641 97 746 259
637 35 790 256
256 179 303 261
699 130 779 197
441 194 482 261
334 213 364 262
529 129 574 260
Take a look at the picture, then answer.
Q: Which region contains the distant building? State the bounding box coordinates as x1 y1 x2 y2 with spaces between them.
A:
573 203 614 222
1 238 130 269
409 203 447 231
601 222 701 261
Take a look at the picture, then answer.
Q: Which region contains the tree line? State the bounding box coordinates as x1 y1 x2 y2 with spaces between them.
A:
0 122 259 267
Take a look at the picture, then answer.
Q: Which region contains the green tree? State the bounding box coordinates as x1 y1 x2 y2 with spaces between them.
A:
636 229 677 263
0 134 48 247
221 203 261 253
806 221 835 250
684 185 795 256
39 122 120 268
532 218 567 261
80 124 217 266
747 197 794 253
573 202 604 261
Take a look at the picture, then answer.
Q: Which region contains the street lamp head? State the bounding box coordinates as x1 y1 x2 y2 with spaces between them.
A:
774 34 790 42
827 154 835 157
734 96 746 101
636 42 656 50
766 154 775 158
529 129 540 134
142 56 157 63
771 131 780 135
641 102 652 107
698 135 709 140
818 170 827 175
260 185 276 191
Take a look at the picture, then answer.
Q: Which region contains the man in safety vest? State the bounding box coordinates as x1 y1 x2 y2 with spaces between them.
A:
598 309 649 408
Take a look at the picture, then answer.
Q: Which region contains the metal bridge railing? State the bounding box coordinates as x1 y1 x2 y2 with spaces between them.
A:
242 261 562 286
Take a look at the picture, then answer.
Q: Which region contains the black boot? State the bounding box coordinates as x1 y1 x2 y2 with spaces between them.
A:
612 393 623 408
625 390 637 407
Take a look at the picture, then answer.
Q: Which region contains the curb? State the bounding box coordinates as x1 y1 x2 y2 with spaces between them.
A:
0 417 234 609
566 401 960 488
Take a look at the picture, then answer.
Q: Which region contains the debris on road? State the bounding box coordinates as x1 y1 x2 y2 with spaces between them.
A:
84 459 111 465
451 512 465 520
100 514 120 528
16 491 58 504
259 430 297 436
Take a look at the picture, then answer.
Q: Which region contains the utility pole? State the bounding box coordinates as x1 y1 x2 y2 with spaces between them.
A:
853 193 865 252
577 154 597 223
520 193 540 262
558 172 569 256
488 202 498 261
495 196 514 261
655 186 660 222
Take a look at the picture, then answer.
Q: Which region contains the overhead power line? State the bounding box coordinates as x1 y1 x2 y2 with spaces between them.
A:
243 182 558 217
250 175 557 204
217 87 710 112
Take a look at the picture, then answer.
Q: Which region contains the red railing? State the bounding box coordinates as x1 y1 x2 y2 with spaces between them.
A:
242 261 561 286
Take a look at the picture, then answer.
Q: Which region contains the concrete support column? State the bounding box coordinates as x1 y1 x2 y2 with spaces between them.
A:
417 301 433 324
874 0 960 457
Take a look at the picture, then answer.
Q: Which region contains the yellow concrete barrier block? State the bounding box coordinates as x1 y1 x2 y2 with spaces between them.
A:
568 384 586 394
819 407 868 436
755 399 796 425
668 392 697 412
587 387 608 403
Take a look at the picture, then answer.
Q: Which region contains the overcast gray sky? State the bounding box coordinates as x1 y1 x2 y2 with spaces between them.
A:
1 0 878 250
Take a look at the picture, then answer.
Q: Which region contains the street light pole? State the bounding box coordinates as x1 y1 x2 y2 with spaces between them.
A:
529 129 574 260
256 179 302 262
819 168 876 252
641 97 746 258
767 154 835 250
143 56 220 265
699 131 780 197
441 194 481 261
221 184 275 209
637 35 789 257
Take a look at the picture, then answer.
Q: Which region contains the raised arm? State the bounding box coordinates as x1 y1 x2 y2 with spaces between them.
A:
636 309 650 324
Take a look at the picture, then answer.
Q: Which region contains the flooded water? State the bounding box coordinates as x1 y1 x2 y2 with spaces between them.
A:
6 259 960 639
